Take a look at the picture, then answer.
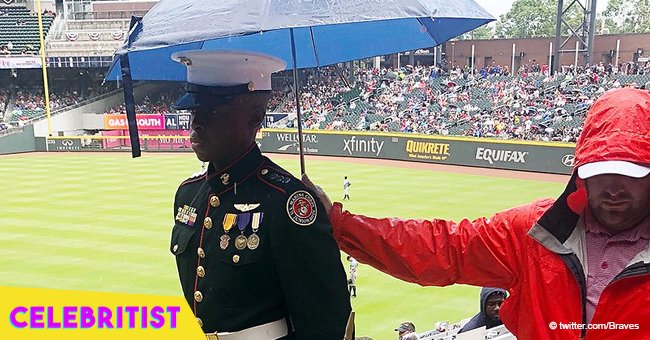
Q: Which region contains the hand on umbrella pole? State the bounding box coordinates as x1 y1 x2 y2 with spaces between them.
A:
301 174 333 216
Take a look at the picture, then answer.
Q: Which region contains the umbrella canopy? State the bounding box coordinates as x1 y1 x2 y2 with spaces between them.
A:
107 0 494 80
109 0 494 162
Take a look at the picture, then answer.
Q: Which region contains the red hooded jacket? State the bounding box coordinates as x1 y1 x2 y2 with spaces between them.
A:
330 88 650 339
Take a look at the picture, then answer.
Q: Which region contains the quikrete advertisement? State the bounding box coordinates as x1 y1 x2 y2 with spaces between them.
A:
405 140 451 161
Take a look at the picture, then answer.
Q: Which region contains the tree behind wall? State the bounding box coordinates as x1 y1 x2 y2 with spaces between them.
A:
495 0 584 38
460 23 495 40
601 0 650 34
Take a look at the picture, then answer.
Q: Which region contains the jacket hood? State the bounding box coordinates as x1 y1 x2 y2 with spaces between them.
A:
574 88 650 170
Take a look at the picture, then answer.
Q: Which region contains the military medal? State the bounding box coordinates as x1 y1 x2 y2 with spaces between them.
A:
221 213 237 250
247 212 264 250
220 173 230 185
235 213 251 250
247 234 260 250
219 235 231 250
235 235 248 250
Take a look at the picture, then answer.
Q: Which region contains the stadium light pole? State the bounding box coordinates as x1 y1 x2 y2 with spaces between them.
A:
35 0 53 139
615 39 621 73
451 42 455 69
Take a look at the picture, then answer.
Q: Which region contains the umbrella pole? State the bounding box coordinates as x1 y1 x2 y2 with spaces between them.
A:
290 28 306 175
120 53 142 158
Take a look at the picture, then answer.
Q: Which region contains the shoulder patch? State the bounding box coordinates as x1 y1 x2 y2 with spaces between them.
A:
260 166 293 183
268 172 292 184
191 168 208 178
286 190 318 226
180 167 207 186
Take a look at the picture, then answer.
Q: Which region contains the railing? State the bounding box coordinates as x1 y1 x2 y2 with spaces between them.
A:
45 41 120 57
64 19 130 31
45 12 65 43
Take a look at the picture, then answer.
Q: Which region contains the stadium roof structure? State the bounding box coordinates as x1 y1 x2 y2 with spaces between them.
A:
105 0 494 159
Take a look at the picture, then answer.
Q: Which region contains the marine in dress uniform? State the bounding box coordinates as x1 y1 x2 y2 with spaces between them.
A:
169 50 352 340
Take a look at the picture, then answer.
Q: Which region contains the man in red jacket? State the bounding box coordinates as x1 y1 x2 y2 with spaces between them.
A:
304 88 650 339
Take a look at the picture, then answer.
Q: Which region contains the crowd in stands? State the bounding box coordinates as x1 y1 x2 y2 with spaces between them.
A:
2 60 650 142
269 61 650 142
3 83 116 122
0 5 55 55
0 40 38 55
101 87 184 116
0 88 8 113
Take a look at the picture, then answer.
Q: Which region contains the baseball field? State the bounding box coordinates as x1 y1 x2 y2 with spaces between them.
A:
0 152 567 339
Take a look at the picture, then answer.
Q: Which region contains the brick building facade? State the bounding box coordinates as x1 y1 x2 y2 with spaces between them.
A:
439 33 650 71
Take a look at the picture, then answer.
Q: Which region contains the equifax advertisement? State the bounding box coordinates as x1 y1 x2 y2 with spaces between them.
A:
0 286 204 339
104 114 166 130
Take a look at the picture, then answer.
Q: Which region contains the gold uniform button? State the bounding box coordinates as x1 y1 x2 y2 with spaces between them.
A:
232 255 240 263
221 173 230 185
172 244 179 253
197 266 205 278
197 318 203 327
260 169 268 175
204 217 213 229
209 196 220 208
194 291 203 303
197 247 205 258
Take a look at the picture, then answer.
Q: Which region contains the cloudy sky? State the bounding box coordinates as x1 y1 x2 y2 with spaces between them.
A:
474 0 610 19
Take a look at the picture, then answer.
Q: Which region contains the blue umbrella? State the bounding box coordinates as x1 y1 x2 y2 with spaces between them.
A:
110 0 494 165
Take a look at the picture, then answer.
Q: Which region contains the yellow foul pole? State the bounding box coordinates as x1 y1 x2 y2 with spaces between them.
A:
35 0 52 138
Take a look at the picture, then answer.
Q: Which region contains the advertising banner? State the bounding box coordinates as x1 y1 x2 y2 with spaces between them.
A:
138 130 191 150
46 138 83 151
101 130 124 149
104 115 166 130
258 130 575 175
0 56 42 69
162 114 191 130
102 130 190 150
164 115 179 130
263 113 289 128
178 115 191 130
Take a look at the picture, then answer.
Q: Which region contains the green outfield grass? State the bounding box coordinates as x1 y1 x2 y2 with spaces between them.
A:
0 153 566 339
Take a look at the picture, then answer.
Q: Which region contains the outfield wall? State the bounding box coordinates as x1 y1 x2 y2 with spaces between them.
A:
257 129 576 175
31 128 576 175
0 125 36 154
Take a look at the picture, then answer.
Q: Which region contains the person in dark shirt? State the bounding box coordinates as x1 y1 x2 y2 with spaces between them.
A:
458 287 506 333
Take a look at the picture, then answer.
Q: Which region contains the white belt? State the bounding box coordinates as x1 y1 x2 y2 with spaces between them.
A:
206 318 289 340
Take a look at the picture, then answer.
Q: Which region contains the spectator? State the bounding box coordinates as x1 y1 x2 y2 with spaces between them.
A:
394 322 416 340
458 287 506 334
347 255 358 297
